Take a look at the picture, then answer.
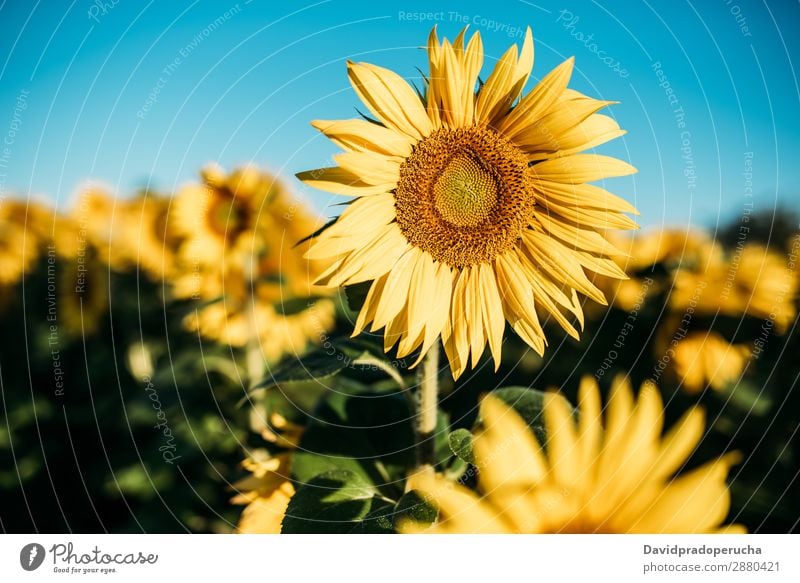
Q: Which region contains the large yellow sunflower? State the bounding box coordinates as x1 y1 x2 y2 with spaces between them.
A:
299 27 638 377
403 376 743 533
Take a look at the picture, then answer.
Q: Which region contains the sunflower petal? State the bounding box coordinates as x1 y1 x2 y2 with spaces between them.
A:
348 61 432 140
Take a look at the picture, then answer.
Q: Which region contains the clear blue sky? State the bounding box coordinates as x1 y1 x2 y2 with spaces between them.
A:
1 0 798 228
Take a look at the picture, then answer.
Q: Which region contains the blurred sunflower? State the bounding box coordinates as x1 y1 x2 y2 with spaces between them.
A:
0 197 53 284
174 164 276 269
671 243 797 332
57 253 109 337
172 164 335 364
668 331 751 393
597 229 713 311
403 376 743 533
70 186 129 268
231 413 302 535
118 193 183 281
231 451 295 534
299 26 637 377
183 286 335 364
0 218 38 285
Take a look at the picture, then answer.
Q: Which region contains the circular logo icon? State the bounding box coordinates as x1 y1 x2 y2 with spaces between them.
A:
19 543 46 571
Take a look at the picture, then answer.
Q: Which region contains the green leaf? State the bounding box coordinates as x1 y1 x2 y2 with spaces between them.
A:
350 498 396 534
282 469 376 534
489 386 550 444
448 428 474 464
257 348 350 388
722 380 773 416
292 388 416 495
393 490 438 530
257 337 396 389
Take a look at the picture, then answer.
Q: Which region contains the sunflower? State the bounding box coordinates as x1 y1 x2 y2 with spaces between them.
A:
299 27 637 377
668 331 750 393
183 287 335 364
0 197 56 242
671 243 797 332
0 218 38 285
172 165 336 363
403 376 743 533
231 450 295 534
174 164 278 269
117 193 183 281
0 197 53 284
595 229 712 311
69 185 129 267
57 252 109 338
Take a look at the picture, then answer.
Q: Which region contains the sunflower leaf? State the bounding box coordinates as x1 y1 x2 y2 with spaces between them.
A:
393 490 438 530
447 428 475 464
257 349 351 389
281 469 376 533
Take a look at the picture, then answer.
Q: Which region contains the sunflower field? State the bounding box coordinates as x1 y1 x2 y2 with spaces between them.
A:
1 24 799 536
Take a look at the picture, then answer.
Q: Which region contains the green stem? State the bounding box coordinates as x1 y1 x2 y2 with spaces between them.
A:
415 342 440 473
244 252 264 391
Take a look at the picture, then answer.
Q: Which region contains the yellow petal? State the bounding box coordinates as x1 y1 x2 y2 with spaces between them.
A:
498 57 574 138
311 118 414 157
475 395 548 491
475 43 519 124
531 154 637 184
477 263 505 370
348 61 432 140
334 151 402 186
544 391 581 486
297 166 394 196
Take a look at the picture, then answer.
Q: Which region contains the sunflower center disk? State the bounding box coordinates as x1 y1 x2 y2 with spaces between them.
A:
433 154 498 228
395 126 535 268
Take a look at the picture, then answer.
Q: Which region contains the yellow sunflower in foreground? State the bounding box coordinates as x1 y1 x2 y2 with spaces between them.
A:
300 27 638 377
403 376 743 533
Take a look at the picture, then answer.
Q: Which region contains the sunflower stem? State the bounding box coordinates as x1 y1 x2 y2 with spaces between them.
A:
415 342 439 473
244 252 264 390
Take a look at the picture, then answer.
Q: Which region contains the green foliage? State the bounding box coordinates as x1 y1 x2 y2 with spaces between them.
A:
282 469 376 534
447 429 474 464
